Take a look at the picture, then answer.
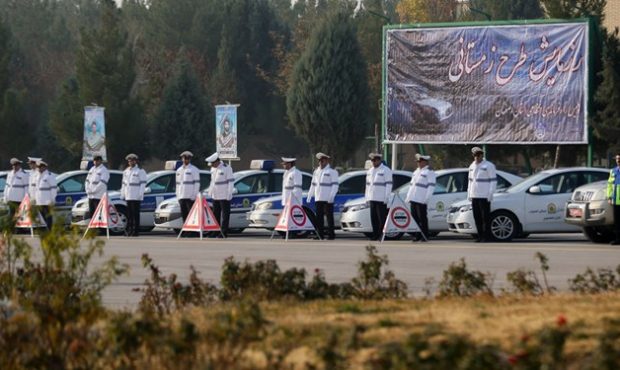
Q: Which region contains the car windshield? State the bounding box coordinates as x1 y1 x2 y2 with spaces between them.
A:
505 171 554 193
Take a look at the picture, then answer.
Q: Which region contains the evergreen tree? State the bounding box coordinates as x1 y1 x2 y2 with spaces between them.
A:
287 11 370 163
467 0 544 20
75 0 146 166
49 77 84 159
594 29 620 151
541 0 606 20
0 89 34 162
152 60 213 160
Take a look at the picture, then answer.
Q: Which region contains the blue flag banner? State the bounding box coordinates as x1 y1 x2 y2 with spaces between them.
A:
384 21 589 144
82 106 107 160
215 104 238 159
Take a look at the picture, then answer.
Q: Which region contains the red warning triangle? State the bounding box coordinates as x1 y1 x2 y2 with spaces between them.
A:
180 194 221 233
14 194 47 228
275 196 315 232
87 193 120 229
382 194 421 235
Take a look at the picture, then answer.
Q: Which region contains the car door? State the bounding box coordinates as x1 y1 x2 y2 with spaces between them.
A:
143 174 175 213
428 171 469 230
523 172 585 232
56 173 87 212
230 173 270 228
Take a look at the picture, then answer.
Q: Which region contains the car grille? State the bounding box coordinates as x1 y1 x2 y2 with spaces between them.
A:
72 215 86 223
572 191 594 202
155 217 169 224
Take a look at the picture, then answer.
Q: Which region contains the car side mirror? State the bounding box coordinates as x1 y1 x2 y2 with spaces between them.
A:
528 185 541 194
232 188 239 195
144 187 152 194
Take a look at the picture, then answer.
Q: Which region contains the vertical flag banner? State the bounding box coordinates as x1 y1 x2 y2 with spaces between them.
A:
82 106 107 160
215 104 239 159
384 21 589 144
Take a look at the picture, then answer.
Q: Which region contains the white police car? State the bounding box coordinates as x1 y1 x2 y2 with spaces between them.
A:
340 168 522 239
72 162 211 235
447 167 609 241
247 169 412 231
154 160 312 232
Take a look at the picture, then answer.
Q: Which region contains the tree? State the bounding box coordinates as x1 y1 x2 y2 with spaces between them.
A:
396 0 458 23
541 0 606 20
152 60 213 160
75 0 146 166
287 11 370 163
594 29 620 151
49 77 84 159
466 0 544 20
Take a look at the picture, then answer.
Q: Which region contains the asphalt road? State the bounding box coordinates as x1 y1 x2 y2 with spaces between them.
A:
21 229 620 309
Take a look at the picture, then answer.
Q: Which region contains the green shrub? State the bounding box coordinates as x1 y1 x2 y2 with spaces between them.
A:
350 245 408 299
568 265 620 294
437 258 493 297
505 253 555 295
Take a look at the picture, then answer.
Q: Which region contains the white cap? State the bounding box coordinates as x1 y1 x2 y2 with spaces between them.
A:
27 156 41 163
180 151 193 158
10 158 22 165
37 160 48 167
471 146 484 154
125 153 139 160
315 152 330 160
281 157 296 163
415 154 431 161
205 152 219 164
368 152 383 160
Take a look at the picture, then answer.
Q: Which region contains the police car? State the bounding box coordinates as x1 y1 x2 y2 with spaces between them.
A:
447 167 609 241
340 168 522 239
247 169 412 230
564 181 615 243
153 160 312 232
55 169 124 225
71 162 211 235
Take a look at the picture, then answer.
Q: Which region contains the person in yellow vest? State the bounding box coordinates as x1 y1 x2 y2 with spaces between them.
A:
607 153 620 245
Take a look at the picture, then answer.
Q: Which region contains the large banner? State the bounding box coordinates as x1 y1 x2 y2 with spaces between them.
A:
384 21 589 144
215 104 238 159
82 106 107 160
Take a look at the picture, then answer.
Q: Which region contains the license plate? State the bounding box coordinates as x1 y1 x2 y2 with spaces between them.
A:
568 208 583 218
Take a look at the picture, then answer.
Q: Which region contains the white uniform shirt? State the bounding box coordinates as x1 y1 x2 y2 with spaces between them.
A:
85 164 110 199
405 166 436 204
3 168 29 203
282 166 303 206
35 170 57 206
467 159 497 201
175 164 201 200
120 165 147 201
307 164 339 203
208 163 234 201
365 164 393 203
28 170 39 199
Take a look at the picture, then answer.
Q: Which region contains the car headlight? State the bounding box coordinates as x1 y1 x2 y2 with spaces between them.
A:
459 204 472 212
256 202 273 211
348 203 369 212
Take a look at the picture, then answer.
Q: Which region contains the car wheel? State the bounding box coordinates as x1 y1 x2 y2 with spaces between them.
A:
583 226 614 243
489 211 519 242
109 206 128 236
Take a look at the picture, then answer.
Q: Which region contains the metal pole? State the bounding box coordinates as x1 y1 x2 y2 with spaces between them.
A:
392 143 398 169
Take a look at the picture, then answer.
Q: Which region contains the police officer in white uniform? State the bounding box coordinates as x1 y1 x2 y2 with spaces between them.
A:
3 158 29 218
206 152 234 237
85 155 110 219
35 160 57 229
281 157 303 206
365 153 393 241
27 157 41 200
468 146 497 242
120 153 147 237
176 151 201 224
307 152 339 240
405 154 435 242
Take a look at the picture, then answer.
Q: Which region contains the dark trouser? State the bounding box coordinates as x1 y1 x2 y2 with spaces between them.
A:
369 201 388 240
315 201 335 239
7 201 20 219
179 198 194 222
126 200 141 236
88 198 101 219
472 198 491 241
410 201 429 240
38 205 52 229
614 205 620 242
213 199 230 237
